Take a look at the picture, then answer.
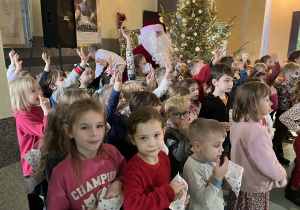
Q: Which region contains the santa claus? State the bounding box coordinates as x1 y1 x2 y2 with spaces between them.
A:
133 19 172 69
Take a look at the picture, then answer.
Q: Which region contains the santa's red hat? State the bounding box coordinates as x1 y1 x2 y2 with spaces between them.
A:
140 19 167 35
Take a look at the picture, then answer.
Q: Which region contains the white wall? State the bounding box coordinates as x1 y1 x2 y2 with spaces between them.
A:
31 0 157 38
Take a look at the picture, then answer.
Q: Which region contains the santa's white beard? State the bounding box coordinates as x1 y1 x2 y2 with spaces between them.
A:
138 32 172 67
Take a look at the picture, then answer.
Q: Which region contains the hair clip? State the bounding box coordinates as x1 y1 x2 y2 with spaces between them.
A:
98 88 102 93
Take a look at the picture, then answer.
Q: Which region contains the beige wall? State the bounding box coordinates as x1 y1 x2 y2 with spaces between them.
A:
31 0 157 38
217 0 249 56
264 0 300 59
217 0 300 62
217 0 267 62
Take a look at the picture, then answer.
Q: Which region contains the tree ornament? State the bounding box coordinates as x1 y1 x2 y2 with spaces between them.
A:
186 1 190 5
192 0 196 3
176 14 181 20
195 47 200 52
192 13 195 17
180 54 183 58
175 47 178 51
181 34 185 38
198 10 202 14
194 32 197 36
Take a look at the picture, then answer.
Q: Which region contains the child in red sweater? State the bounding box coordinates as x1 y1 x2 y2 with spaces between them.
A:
9 76 50 176
124 107 188 209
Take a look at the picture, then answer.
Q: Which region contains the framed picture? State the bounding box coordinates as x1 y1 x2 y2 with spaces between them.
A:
74 0 101 46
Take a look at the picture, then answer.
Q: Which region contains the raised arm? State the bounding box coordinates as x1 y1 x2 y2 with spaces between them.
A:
8 54 22 83
39 53 51 87
7 50 16 79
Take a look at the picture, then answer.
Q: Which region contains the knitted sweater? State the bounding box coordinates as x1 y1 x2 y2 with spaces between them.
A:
14 106 47 176
123 151 175 210
230 119 287 193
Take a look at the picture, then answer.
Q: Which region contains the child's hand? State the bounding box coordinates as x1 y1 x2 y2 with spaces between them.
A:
104 180 123 199
95 58 108 67
169 181 187 195
30 171 45 185
164 57 173 73
215 156 229 182
212 48 224 66
121 26 130 40
178 120 189 135
229 51 234 57
277 179 287 187
113 70 122 92
107 56 117 68
189 110 197 124
42 52 51 72
279 57 287 66
270 53 278 63
77 47 91 67
146 69 155 91
39 95 51 115
9 50 15 66
237 60 244 70
271 86 277 95
13 54 23 73
184 194 190 208
220 122 232 131
42 52 51 65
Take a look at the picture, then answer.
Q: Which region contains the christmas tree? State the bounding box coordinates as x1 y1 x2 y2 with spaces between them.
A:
160 0 233 63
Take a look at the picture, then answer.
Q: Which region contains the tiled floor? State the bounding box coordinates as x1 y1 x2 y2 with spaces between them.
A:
269 142 300 210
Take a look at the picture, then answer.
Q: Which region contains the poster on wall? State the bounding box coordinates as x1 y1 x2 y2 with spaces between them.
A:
74 0 99 45
0 0 26 46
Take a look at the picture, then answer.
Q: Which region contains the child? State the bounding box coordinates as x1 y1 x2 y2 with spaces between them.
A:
183 118 229 209
164 96 193 178
186 59 204 78
57 88 90 104
122 80 144 117
260 54 281 86
273 62 300 164
199 63 234 153
288 50 300 64
223 58 248 87
39 104 69 183
77 64 96 95
167 85 191 100
9 76 51 177
129 91 162 113
193 48 224 103
228 82 287 209
42 47 90 106
250 63 278 112
180 78 200 113
47 98 127 209
280 80 300 206
124 107 187 209
93 71 129 160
